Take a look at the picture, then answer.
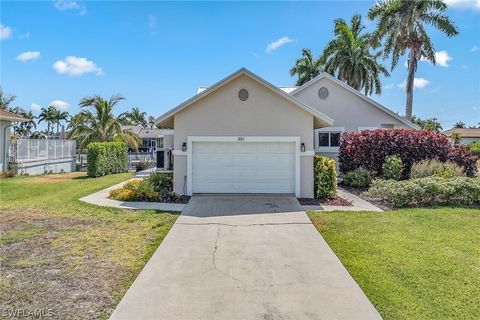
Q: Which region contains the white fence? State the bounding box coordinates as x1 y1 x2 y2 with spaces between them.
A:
9 139 76 162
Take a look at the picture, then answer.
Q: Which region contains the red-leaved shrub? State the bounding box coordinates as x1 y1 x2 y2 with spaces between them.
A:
338 129 477 177
447 145 478 177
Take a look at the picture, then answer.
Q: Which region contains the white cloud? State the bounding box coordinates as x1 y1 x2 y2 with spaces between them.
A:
147 14 157 28
471 45 480 52
54 1 87 15
49 100 70 110
407 50 452 67
433 50 452 67
399 77 429 90
31 103 42 111
16 51 40 61
0 24 12 40
19 32 30 39
265 36 294 53
384 83 394 89
444 0 480 11
53 56 103 76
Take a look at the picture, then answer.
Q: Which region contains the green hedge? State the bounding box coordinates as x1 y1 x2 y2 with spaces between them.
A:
87 142 128 177
314 155 337 199
365 176 480 208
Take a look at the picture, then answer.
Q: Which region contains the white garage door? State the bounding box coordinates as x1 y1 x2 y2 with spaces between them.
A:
192 141 296 194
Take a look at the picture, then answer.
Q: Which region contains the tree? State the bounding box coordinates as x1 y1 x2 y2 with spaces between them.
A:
50 108 69 134
148 116 156 129
411 115 443 132
0 87 16 111
454 121 465 128
369 0 458 120
290 49 323 86
451 132 461 144
68 95 141 150
320 14 389 95
18 111 37 137
38 106 57 136
124 107 148 127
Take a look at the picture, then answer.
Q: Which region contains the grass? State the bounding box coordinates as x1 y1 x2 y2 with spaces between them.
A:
0 172 178 319
307 207 480 320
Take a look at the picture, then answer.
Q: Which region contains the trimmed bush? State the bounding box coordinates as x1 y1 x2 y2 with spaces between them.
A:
314 156 337 199
469 141 480 157
87 142 128 177
447 145 478 177
411 159 464 179
342 168 374 188
382 155 404 180
339 129 450 175
365 177 480 208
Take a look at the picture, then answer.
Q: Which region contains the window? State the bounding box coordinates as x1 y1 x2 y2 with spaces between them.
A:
316 127 345 149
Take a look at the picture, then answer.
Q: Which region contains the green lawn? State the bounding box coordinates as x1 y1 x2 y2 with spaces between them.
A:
307 207 480 320
0 172 178 319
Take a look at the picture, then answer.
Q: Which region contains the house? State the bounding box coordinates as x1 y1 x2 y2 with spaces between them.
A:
442 128 480 145
121 125 173 153
156 68 417 198
1 110 28 172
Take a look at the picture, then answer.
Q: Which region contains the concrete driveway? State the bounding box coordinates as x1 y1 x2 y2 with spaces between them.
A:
110 196 381 320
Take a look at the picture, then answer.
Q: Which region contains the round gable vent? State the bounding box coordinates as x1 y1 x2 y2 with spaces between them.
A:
318 87 329 99
238 88 249 101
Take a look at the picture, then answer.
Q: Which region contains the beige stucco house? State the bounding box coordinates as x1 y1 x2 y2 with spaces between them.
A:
156 68 417 198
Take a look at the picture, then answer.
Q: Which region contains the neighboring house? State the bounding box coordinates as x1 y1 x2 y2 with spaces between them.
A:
156 68 417 198
121 125 173 153
1 110 28 172
442 128 480 145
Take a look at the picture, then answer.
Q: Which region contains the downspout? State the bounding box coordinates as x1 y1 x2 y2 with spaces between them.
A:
3 123 13 172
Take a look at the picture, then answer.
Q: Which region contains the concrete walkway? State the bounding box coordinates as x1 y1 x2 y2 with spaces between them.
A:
110 196 381 320
79 179 186 211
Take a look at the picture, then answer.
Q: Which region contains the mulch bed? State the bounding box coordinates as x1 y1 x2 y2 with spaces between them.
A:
297 197 352 206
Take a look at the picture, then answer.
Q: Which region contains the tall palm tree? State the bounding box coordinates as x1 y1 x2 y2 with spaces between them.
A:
69 94 141 150
290 49 323 86
320 14 390 96
124 107 148 127
51 109 69 134
19 111 37 137
0 87 16 111
148 115 156 129
38 106 57 136
368 0 458 120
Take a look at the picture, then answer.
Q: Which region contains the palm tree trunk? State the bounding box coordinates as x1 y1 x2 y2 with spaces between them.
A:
405 50 416 120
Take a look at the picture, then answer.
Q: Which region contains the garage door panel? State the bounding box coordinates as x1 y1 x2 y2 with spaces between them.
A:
192 141 295 194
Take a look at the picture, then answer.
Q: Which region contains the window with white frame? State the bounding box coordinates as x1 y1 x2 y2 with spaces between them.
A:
315 127 345 149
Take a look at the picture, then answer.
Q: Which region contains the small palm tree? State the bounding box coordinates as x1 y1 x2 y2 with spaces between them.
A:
320 14 390 96
20 111 37 137
69 95 141 150
369 0 458 120
124 107 148 127
0 87 16 111
51 109 69 134
454 121 466 128
290 49 323 86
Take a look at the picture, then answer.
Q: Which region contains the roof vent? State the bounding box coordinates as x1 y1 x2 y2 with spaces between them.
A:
238 88 249 101
318 87 329 99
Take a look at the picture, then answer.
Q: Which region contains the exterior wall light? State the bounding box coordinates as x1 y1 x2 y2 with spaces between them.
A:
182 142 187 152
301 143 305 152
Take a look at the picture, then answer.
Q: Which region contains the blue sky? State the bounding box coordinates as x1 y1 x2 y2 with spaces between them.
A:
1 0 479 129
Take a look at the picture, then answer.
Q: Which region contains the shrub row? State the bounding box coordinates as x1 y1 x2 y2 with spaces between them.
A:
339 129 478 177
410 159 464 179
365 176 480 208
87 142 128 177
314 155 337 199
109 173 181 203
469 141 480 157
